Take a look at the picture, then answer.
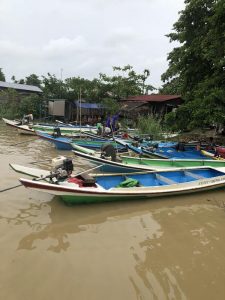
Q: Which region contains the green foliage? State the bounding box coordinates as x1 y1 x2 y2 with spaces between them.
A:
136 116 163 139
0 90 42 119
101 98 120 114
42 73 67 99
25 74 42 87
99 65 155 100
19 94 42 118
0 68 6 81
65 77 103 101
0 89 20 118
161 0 225 130
164 111 178 131
2 65 156 122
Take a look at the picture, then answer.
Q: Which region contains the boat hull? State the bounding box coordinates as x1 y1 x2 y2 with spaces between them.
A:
20 175 225 204
121 156 225 168
73 150 225 173
36 131 127 151
33 124 97 135
2 118 35 135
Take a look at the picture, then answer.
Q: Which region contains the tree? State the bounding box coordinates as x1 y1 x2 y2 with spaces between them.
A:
99 65 154 100
19 94 42 118
65 77 104 101
161 0 225 130
0 68 6 81
25 74 42 87
42 73 67 99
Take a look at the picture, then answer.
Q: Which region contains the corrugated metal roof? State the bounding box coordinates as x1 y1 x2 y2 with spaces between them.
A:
122 94 182 102
120 102 147 111
0 81 43 93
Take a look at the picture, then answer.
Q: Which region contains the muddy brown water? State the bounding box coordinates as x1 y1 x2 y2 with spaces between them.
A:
1 121 225 300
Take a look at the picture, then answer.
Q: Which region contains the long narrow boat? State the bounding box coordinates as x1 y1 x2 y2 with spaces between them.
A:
33 123 98 135
114 138 168 159
72 149 225 173
72 150 149 173
2 118 98 136
2 118 35 135
201 149 225 160
120 155 225 168
10 163 225 204
36 131 127 151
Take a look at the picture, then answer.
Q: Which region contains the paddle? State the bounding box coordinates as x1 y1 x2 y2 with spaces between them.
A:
10 138 36 146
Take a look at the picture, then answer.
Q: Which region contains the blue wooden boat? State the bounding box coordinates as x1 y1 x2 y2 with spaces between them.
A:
151 147 211 159
36 131 127 151
115 138 169 159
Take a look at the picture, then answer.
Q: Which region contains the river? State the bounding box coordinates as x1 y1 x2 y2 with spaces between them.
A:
0 120 225 300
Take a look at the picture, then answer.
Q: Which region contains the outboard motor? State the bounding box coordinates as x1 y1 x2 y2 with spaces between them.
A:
52 127 61 137
51 156 74 180
62 158 74 175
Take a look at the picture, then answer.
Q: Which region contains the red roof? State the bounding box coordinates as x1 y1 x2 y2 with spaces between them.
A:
122 94 182 102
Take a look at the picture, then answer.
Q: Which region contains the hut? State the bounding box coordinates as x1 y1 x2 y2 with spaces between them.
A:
119 94 183 120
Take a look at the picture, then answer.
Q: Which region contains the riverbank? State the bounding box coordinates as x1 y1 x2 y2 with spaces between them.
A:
170 128 225 145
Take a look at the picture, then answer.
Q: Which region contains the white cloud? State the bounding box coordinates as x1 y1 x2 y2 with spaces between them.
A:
0 0 185 88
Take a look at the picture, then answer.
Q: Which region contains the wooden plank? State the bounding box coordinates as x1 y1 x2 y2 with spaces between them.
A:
156 174 176 185
184 171 205 179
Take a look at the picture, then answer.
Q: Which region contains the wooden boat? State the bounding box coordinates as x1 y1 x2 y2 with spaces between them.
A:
10 163 225 204
121 155 225 168
72 148 225 173
36 131 73 150
201 149 225 160
2 118 35 135
33 123 98 135
2 117 98 137
215 147 225 159
114 138 167 158
36 131 127 151
72 149 150 173
144 146 211 159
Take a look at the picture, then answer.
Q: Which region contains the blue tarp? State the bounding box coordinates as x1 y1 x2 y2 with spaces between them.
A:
74 101 104 109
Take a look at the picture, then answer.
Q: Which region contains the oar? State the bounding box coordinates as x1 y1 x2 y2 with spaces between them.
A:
10 138 36 146
0 172 54 193
74 164 105 176
0 164 105 193
0 183 23 193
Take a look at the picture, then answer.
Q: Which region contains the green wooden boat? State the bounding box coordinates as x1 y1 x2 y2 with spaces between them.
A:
120 155 225 169
9 163 225 205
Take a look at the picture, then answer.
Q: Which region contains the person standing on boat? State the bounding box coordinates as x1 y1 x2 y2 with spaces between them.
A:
26 113 33 124
111 112 120 132
104 113 112 135
22 113 33 125
106 113 111 128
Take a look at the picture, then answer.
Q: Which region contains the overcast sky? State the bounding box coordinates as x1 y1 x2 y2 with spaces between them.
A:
0 0 184 89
